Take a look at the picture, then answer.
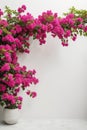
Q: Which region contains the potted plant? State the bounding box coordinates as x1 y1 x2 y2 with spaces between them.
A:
0 5 87 124
0 44 38 124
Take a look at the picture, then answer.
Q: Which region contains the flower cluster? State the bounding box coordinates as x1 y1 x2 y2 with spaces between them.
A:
0 45 38 109
38 9 87 46
0 5 87 109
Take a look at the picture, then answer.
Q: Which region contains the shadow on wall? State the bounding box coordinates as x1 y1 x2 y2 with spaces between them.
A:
0 107 3 121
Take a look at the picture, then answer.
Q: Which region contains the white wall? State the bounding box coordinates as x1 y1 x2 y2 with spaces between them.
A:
0 0 87 120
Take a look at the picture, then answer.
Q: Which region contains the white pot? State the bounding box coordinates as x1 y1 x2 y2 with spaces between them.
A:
3 108 20 125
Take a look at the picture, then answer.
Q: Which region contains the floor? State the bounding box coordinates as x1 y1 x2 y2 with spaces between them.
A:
0 119 87 130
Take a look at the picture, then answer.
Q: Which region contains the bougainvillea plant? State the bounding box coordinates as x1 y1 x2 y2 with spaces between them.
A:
0 5 87 109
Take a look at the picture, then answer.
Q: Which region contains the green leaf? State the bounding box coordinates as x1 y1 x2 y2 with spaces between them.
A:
2 28 11 34
0 101 5 106
79 30 83 36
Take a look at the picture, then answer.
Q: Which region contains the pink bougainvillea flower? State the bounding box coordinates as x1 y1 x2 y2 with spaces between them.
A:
2 34 15 43
31 92 37 98
0 84 6 92
0 9 3 16
4 52 12 62
18 104 22 109
0 63 10 72
0 19 8 27
0 29 2 35
26 90 30 95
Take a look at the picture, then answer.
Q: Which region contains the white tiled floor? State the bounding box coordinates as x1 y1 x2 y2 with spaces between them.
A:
0 119 87 130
